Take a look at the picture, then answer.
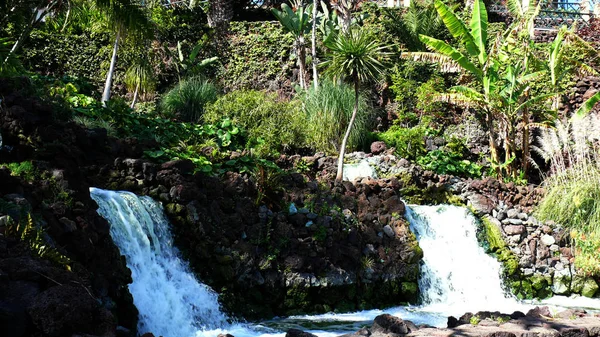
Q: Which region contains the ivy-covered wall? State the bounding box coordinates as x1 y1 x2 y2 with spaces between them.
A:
219 21 295 92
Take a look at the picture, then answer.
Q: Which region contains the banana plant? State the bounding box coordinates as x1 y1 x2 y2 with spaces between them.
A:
272 1 313 89
175 40 219 80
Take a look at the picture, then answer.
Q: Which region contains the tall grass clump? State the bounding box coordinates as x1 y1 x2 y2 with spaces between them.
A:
204 90 305 157
534 115 600 276
301 79 372 154
160 77 218 122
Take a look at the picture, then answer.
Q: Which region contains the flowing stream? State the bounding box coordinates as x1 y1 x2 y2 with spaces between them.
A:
90 188 598 337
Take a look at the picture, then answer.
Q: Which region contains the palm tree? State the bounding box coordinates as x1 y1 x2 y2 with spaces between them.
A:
98 0 151 106
324 29 389 182
124 56 155 108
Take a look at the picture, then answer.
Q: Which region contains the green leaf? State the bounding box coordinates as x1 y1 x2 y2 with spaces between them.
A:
470 0 488 64
419 35 482 79
434 0 479 58
574 91 600 120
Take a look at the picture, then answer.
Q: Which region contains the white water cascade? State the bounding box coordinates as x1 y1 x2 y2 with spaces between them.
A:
90 187 597 336
90 188 230 337
406 204 526 315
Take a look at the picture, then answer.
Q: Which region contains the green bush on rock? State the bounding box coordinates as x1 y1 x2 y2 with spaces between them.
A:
160 77 218 122
204 90 305 157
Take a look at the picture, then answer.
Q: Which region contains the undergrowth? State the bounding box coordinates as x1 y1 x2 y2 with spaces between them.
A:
0 199 71 269
534 116 600 276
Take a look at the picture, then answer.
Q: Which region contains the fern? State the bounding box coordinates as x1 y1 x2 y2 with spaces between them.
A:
2 199 72 269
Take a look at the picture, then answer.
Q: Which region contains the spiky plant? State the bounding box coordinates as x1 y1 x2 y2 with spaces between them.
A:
301 79 371 154
323 29 389 181
160 77 218 123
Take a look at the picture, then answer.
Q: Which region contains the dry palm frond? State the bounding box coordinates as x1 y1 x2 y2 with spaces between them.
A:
401 52 461 73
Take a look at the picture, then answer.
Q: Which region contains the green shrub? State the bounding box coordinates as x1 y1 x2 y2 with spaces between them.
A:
389 60 449 126
160 77 218 122
375 121 431 160
301 80 373 154
204 90 305 157
417 150 482 178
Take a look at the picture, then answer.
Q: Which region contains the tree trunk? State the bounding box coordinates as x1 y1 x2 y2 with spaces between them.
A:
130 82 139 109
336 79 360 182
5 1 52 63
102 29 121 107
311 1 319 90
487 110 501 177
61 0 72 32
521 107 530 180
298 36 307 90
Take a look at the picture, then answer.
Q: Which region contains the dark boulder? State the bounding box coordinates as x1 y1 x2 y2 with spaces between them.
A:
372 314 409 334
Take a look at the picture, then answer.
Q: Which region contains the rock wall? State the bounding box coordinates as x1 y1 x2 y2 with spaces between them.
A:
337 152 599 300
0 78 139 337
101 157 423 319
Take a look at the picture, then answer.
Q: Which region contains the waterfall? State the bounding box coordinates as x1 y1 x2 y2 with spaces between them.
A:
90 188 229 337
405 204 523 315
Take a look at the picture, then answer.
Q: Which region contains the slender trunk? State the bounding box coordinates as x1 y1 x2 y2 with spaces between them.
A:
522 107 530 180
487 110 501 178
130 82 139 109
336 79 360 182
61 0 71 32
5 19 34 64
102 29 121 107
311 1 319 90
298 36 307 90
5 2 51 63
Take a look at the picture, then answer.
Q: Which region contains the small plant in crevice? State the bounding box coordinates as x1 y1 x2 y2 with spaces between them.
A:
0 200 71 269
251 162 284 208
1 161 37 181
312 225 328 243
470 315 481 325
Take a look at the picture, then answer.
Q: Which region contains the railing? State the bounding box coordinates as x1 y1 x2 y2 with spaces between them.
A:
488 0 599 28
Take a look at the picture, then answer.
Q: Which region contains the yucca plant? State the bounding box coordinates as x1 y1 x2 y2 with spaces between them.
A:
323 29 389 181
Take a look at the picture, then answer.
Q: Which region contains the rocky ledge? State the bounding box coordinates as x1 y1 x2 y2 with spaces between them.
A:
288 307 600 337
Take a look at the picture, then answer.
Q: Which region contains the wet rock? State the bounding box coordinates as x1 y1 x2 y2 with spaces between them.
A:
383 225 395 238
526 306 552 318
468 194 494 215
372 314 409 334
286 328 318 337
28 284 108 336
582 279 599 298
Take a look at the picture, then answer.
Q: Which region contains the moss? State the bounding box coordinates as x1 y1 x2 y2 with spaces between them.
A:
401 281 418 298
482 216 506 251
531 274 548 291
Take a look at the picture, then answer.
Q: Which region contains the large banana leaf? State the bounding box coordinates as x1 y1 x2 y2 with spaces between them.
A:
419 34 482 79
434 0 479 58
574 91 600 119
470 0 488 64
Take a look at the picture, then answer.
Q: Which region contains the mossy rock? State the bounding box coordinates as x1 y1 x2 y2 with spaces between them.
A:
482 216 505 251
401 281 418 299
582 278 599 298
